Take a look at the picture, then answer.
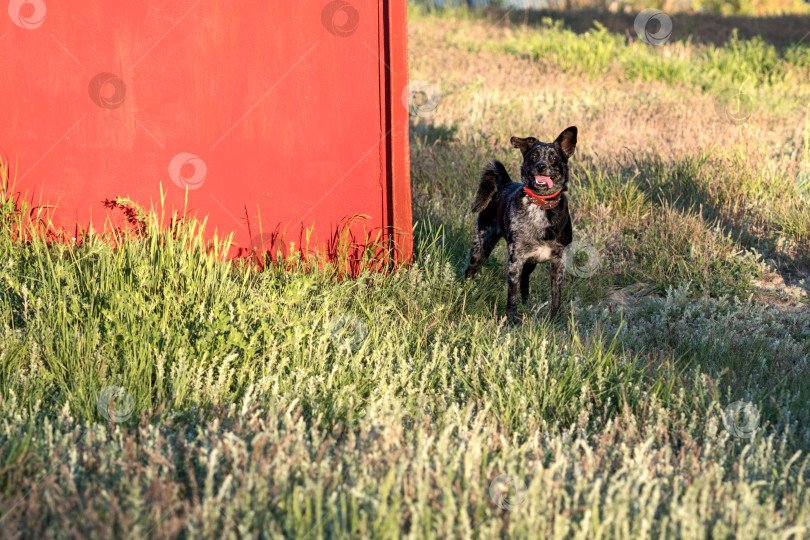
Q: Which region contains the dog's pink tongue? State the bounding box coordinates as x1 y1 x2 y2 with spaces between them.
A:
535 176 553 189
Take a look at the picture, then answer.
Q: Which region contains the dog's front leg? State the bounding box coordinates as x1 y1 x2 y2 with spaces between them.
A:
549 255 564 319
520 262 537 305
506 252 524 324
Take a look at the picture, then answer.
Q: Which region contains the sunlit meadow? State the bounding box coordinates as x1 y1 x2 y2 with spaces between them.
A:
1 5 810 538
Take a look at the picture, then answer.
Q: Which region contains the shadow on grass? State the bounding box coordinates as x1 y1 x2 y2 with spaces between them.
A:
411 127 809 312
620 152 810 275
477 7 810 49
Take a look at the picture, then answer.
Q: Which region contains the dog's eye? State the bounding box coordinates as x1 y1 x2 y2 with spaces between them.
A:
547 153 557 164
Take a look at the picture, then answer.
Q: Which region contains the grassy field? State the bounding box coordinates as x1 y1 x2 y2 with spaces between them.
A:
2 6 810 539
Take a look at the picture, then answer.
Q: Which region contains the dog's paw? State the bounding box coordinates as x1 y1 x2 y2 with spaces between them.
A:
501 316 519 330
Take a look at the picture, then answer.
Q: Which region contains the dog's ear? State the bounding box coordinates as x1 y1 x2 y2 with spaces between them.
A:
510 136 539 155
554 126 577 158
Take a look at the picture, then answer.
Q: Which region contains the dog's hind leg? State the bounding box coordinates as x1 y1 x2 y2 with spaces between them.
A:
548 256 565 319
505 249 526 324
519 262 536 305
464 217 501 279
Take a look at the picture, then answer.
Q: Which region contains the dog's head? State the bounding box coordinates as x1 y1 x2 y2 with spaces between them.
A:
510 126 577 196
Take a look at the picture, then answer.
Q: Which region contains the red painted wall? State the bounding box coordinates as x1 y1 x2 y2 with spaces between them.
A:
1 0 411 263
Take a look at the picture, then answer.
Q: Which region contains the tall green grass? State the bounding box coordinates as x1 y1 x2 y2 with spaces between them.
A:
2 145 809 536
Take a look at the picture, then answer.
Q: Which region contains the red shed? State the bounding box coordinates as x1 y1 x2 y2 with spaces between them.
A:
1 0 411 265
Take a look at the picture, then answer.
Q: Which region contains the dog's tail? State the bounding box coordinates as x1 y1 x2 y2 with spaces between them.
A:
471 160 511 213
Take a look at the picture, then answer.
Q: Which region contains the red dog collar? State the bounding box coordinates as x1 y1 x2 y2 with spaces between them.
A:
524 187 563 210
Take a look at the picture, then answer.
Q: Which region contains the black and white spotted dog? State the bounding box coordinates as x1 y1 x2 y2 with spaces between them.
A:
464 126 578 323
